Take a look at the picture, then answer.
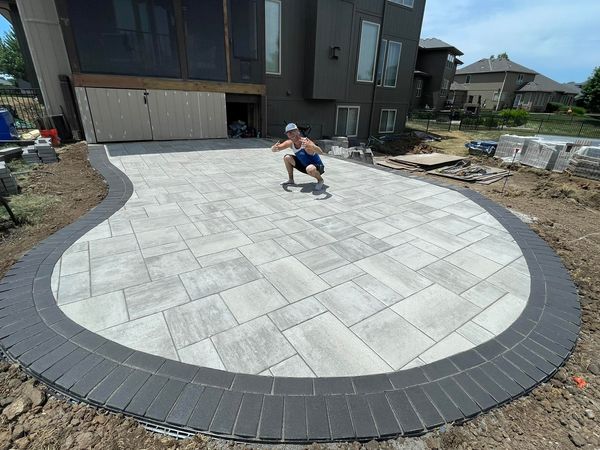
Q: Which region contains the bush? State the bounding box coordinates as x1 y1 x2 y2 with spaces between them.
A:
571 106 586 116
483 116 499 128
546 102 562 113
499 108 529 126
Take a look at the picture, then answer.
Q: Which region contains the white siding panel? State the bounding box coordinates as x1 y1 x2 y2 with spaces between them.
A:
74 87 96 143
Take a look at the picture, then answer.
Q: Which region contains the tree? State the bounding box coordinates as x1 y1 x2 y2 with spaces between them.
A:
497 52 510 60
581 67 600 113
0 29 26 82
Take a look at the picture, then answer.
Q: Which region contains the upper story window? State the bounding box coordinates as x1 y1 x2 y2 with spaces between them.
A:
356 21 380 82
67 0 180 78
389 0 414 7
440 79 449 97
265 0 281 75
446 54 455 69
415 78 423 97
465 74 471 84
375 40 402 87
517 73 524 84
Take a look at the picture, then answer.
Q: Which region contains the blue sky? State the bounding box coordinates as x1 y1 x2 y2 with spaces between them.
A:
421 0 600 83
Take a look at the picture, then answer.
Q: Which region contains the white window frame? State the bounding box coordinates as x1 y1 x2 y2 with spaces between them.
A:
389 0 414 7
415 78 423 97
446 53 455 69
465 75 471 84
335 105 360 137
376 39 388 86
379 109 397 133
383 40 402 88
265 0 282 75
356 21 380 83
513 93 523 107
517 73 524 84
440 79 449 97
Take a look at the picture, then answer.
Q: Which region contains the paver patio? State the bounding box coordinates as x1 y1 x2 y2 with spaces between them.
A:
53 140 530 377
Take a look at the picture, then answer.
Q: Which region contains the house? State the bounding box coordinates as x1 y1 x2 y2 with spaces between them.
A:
514 75 579 111
451 56 537 112
450 56 579 112
410 38 463 110
2 0 426 143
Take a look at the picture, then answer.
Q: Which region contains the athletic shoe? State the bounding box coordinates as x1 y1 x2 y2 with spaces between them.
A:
281 179 295 186
314 181 324 191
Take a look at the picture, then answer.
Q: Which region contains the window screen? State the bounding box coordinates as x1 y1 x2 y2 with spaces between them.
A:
383 41 401 87
265 0 281 74
67 0 180 78
230 0 258 60
357 21 379 82
183 0 227 81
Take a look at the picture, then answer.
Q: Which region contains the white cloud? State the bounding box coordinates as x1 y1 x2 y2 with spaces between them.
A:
421 0 600 82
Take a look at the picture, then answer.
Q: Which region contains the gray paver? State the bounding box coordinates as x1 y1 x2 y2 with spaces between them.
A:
329 238 378 262
486 266 531 300
163 294 237 348
315 282 385 326
186 230 252 257
135 227 182 249
90 251 150 296
353 274 403 306
284 313 392 376
145 250 200 280
456 321 495 345
259 256 330 302
418 260 481 295
212 316 295 373
385 243 438 271
472 293 527 335
268 297 327 331
468 235 522 265
60 250 90 276
296 247 349 274
270 355 316 377
60 291 128 332
419 332 475 364
57 272 90 305
124 276 190 319
196 249 243 267
289 228 336 250
444 248 503 279
178 339 225 369
319 263 365 287
239 240 289 266
460 281 507 309
220 279 288 323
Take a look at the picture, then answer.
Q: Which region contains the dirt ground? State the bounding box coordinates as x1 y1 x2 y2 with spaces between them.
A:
0 138 599 449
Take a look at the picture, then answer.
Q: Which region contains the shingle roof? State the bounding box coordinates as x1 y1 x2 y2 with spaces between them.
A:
457 58 537 75
518 74 581 94
419 38 463 56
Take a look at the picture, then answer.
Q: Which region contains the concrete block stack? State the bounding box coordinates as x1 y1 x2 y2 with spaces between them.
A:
520 140 560 170
22 146 42 164
34 138 59 163
495 135 537 160
567 146 600 181
0 161 18 195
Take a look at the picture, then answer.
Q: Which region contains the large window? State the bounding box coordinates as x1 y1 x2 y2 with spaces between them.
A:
446 54 455 69
383 41 401 87
376 39 387 86
336 106 360 136
265 0 281 74
379 109 397 133
415 79 423 97
67 0 180 78
230 0 258 60
440 79 449 97
184 0 227 81
356 21 380 82
465 75 471 84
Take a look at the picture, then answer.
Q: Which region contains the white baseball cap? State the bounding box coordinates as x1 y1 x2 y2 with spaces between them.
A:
285 123 298 133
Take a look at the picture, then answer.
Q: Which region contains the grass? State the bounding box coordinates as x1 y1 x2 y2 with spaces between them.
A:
0 192 59 225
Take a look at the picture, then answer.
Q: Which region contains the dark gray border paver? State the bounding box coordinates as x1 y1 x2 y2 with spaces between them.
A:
0 144 580 443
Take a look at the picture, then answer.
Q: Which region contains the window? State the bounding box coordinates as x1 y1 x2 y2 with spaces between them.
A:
379 109 396 133
383 41 402 87
468 95 474 103
265 0 281 74
356 21 380 82
493 91 499 101
67 0 180 78
440 79 449 97
446 54 455 69
184 0 227 81
389 0 414 7
465 75 471 84
415 79 423 97
376 39 387 86
230 0 258 60
335 106 360 136
513 94 523 107
517 73 524 84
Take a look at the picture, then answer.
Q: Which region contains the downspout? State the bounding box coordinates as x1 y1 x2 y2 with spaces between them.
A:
367 0 388 138
496 71 507 111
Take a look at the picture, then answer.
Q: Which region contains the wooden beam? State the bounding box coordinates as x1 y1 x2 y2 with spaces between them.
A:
71 73 266 95
223 0 232 83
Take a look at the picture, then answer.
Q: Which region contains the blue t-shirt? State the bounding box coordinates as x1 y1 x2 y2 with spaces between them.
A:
293 146 323 167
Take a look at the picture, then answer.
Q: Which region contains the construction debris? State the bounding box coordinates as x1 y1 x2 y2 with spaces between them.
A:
375 152 465 172
566 146 600 181
0 161 18 195
330 146 374 164
22 138 58 165
430 160 511 184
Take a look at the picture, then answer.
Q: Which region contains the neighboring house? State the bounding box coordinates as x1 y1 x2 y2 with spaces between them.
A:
2 0 426 143
514 74 579 112
410 38 463 111
451 56 537 112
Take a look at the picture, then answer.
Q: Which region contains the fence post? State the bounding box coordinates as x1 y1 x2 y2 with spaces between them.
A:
578 122 585 137
448 116 452 132
537 117 544 134
426 117 430 133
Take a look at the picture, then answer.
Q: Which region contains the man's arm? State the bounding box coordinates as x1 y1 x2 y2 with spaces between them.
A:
271 139 292 152
301 138 323 155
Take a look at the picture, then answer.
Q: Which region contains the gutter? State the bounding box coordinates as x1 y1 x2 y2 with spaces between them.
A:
367 0 388 137
496 71 508 111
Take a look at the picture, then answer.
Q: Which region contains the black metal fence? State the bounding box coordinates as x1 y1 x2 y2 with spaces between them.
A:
407 111 600 139
0 87 45 131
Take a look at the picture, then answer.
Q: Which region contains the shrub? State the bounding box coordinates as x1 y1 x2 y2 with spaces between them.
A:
483 116 499 128
499 108 529 126
546 102 562 113
571 106 586 116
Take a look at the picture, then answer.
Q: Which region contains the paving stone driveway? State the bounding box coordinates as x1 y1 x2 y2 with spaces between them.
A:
52 140 530 378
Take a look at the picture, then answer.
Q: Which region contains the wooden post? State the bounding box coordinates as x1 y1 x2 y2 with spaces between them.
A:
223 0 232 83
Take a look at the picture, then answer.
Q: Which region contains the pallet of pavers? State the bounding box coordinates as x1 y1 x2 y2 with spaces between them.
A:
0 161 18 195
34 137 59 163
495 134 537 160
22 145 42 164
567 146 600 181
520 140 560 170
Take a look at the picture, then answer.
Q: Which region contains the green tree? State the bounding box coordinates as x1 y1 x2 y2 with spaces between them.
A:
0 29 26 81
497 52 510 60
581 67 600 113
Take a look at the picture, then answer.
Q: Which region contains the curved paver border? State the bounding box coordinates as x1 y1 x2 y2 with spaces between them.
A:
0 145 580 443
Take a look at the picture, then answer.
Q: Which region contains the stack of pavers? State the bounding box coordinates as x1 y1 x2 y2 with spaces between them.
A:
35 138 59 163
567 146 600 181
495 134 537 161
21 138 58 164
0 161 18 195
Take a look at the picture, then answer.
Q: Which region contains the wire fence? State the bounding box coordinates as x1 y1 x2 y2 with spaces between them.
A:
0 87 46 131
407 111 600 139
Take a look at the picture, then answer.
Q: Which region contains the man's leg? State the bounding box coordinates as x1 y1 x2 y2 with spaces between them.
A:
282 154 296 184
306 164 324 183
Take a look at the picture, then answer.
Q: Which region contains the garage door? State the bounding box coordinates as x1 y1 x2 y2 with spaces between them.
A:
79 87 228 143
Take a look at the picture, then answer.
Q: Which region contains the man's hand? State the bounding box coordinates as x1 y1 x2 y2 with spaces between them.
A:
302 137 322 154
271 141 281 152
